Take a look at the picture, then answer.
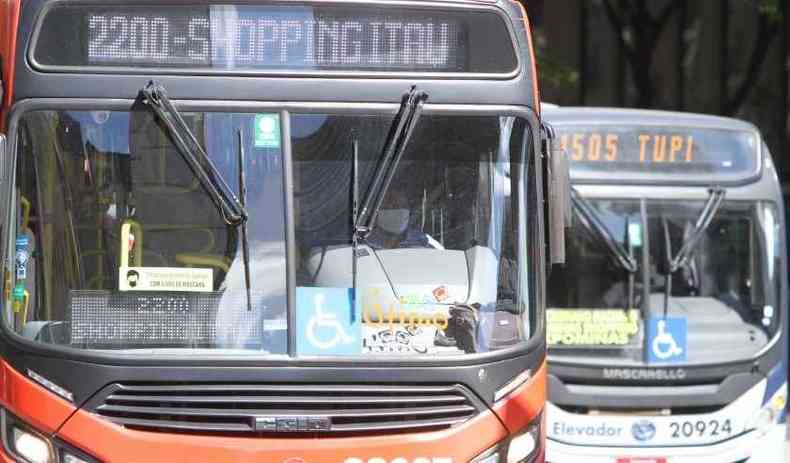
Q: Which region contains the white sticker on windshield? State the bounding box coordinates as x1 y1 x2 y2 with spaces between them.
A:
628 222 643 247
119 267 212 293
254 113 281 148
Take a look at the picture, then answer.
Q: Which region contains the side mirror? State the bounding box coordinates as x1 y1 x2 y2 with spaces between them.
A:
543 123 570 265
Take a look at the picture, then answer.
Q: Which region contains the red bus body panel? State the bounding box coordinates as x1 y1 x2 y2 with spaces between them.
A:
0 0 21 129
0 360 546 462
0 362 76 433
493 361 547 434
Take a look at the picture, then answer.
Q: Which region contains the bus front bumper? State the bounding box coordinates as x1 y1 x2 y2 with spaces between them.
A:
0 360 548 463
546 423 785 463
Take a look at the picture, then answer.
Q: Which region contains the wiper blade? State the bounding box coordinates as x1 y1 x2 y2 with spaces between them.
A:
669 188 725 272
237 130 252 312
141 81 247 226
571 188 638 273
662 216 673 318
354 86 428 239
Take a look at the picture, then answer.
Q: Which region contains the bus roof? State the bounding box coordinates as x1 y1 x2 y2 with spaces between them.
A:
542 106 758 134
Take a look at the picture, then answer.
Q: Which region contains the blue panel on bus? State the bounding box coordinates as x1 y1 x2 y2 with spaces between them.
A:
647 317 687 364
296 287 360 356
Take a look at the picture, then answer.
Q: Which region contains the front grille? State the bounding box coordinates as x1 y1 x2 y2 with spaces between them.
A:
86 383 482 436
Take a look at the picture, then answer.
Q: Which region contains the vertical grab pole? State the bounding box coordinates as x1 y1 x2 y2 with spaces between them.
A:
351 136 360 324
281 110 297 357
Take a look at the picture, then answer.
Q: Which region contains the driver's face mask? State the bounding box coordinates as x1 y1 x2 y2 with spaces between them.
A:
377 209 410 235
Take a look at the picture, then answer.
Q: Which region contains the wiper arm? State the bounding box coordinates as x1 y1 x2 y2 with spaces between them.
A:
141 81 247 226
354 86 428 239
669 188 725 272
571 188 638 273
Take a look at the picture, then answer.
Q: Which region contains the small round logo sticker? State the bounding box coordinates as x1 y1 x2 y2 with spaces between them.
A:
631 420 656 442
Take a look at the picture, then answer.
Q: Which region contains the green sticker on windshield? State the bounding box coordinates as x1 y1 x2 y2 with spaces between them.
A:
254 114 281 149
628 222 642 247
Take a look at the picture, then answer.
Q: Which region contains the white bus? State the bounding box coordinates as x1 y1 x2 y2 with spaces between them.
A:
544 107 786 463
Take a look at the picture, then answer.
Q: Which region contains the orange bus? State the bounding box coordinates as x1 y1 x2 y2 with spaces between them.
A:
0 1 566 462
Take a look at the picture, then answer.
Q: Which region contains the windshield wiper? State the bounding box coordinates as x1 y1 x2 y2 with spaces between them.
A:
661 216 673 318
659 188 725 318
237 130 253 312
625 215 637 310
141 81 247 226
669 188 725 272
571 188 638 273
354 86 428 240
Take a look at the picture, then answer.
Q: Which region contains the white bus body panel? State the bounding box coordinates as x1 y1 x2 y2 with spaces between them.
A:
546 379 786 462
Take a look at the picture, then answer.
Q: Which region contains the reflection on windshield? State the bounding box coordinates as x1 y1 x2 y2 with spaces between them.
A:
547 198 779 365
571 189 637 274
7 110 535 359
292 114 533 356
11 110 288 352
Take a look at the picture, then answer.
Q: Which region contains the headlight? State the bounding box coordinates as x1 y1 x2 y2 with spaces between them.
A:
747 385 786 437
471 415 542 463
1 409 99 463
10 427 49 463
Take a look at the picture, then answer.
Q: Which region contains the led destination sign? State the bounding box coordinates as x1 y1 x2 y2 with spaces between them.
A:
69 290 268 347
555 125 759 183
87 11 458 68
33 4 518 74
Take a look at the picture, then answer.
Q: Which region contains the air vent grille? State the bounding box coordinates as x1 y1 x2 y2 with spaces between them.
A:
87 383 482 436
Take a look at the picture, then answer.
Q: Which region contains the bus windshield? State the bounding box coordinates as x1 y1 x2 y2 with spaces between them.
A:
547 197 781 366
7 108 534 358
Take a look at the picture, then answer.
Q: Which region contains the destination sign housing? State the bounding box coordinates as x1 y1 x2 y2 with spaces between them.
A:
553 125 759 184
32 4 518 74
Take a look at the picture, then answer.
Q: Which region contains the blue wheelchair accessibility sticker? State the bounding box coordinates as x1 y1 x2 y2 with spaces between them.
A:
647 317 687 364
296 287 360 356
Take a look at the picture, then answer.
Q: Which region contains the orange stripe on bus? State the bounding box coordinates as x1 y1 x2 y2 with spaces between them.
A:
492 359 547 433
0 0 21 131
510 0 540 115
0 361 76 434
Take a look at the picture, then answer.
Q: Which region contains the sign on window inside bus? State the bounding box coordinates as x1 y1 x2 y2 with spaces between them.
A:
554 126 758 182
33 5 518 75
547 308 641 348
68 290 270 348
